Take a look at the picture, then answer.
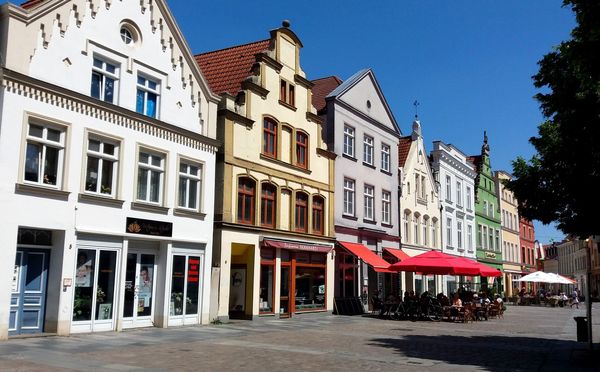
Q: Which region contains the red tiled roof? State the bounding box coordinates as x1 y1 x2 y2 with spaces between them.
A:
310 76 342 113
195 39 270 96
21 0 44 9
467 155 482 169
398 136 413 167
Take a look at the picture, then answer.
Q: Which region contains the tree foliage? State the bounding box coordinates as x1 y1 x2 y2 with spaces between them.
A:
507 0 600 237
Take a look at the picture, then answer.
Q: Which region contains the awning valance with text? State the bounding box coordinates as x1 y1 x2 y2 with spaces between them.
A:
262 238 333 253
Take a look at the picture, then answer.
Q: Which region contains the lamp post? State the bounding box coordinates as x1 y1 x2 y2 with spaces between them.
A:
585 237 593 351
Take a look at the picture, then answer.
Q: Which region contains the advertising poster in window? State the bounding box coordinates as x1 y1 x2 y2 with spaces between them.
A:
75 252 93 287
229 268 246 312
138 266 153 309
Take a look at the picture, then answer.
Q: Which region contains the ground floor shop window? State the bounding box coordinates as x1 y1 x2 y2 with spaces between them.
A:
260 248 275 313
295 253 326 311
73 249 117 322
336 251 358 298
170 255 201 316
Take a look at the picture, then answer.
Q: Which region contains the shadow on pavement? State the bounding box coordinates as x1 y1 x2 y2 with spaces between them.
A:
369 334 599 371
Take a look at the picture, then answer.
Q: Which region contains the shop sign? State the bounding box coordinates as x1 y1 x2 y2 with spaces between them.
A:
262 238 332 253
188 258 200 283
485 252 497 259
126 218 172 237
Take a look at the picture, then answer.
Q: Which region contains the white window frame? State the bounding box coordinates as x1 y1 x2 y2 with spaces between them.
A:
91 56 119 103
467 224 473 251
177 159 203 211
381 143 390 172
445 175 452 202
84 134 119 197
343 125 355 157
136 149 165 204
364 184 374 221
382 190 391 224
363 135 374 165
466 186 472 210
457 220 463 249
482 225 488 249
422 218 428 246
446 217 452 247
456 180 462 207
432 220 437 247
414 215 420 245
23 121 66 189
404 212 410 243
343 178 355 216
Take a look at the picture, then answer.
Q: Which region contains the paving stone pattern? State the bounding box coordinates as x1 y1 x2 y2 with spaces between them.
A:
1 305 600 371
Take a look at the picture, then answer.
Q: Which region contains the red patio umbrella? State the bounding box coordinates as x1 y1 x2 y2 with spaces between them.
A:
388 250 481 276
453 257 502 277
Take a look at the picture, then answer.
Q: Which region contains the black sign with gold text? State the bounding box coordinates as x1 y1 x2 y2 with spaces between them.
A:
126 218 172 237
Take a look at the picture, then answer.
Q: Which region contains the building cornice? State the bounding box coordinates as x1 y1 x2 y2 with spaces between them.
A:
217 108 255 129
2 68 220 152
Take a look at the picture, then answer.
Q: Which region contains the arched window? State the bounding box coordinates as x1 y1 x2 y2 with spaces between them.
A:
295 131 308 168
422 216 429 246
237 177 255 224
403 211 411 243
261 183 277 228
312 195 325 235
295 192 309 232
263 118 277 157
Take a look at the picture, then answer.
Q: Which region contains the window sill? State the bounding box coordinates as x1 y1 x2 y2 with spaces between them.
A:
342 153 357 162
445 199 453 204
380 169 392 176
363 218 377 225
362 162 376 170
174 208 206 220
131 202 169 215
278 100 297 111
342 214 358 221
381 223 394 229
15 183 70 200
78 193 125 208
259 154 312 174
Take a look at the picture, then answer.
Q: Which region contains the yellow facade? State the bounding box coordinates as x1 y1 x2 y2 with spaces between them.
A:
496 171 521 296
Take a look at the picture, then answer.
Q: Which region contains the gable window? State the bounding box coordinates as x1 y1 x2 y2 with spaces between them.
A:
381 144 390 172
85 136 118 196
137 150 164 204
363 135 374 165
136 75 159 118
421 175 426 199
295 192 308 232
343 125 355 157
364 184 374 221
261 183 277 228
279 80 295 107
382 191 391 225
263 118 278 158
237 178 256 224
312 196 325 235
445 175 452 202
178 161 202 210
295 132 308 168
24 122 66 188
91 58 118 103
343 178 355 216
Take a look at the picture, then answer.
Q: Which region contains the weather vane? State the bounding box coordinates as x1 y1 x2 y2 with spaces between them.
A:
413 100 420 119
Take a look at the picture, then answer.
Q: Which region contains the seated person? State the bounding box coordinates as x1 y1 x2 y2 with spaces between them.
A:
450 293 462 317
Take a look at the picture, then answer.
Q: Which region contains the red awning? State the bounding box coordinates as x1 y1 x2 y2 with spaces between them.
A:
388 250 481 275
262 239 333 253
338 241 393 273
384 248 410 261
454 257 502 277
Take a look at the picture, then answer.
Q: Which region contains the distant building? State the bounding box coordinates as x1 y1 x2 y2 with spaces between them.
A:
495 171 521 296
398 118 442 294
556 238 587 293
468 133 503 292
430 141 477 294
519 218 537 278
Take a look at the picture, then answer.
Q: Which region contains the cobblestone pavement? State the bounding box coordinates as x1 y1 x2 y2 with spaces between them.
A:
1 304 600 371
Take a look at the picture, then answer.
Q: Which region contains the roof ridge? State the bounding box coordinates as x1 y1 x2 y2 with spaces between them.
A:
195 38 270 57
311 75 343 83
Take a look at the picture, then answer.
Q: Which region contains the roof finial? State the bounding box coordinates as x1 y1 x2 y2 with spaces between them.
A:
484 130 488 144
482 130 490 154
413 100 420 119
282 20 291 28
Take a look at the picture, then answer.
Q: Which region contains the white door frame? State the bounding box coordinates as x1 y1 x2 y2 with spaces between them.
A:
121 249 158 329
167 249 205 327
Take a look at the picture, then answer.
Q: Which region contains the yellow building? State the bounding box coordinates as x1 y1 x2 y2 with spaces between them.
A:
495 171 521 296
197 22 336 321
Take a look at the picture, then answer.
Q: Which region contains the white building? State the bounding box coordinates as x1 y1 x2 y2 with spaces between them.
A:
430 141 477 294
0 0 219 339
557 239 587 294
398 118 442 294
312 69 403 303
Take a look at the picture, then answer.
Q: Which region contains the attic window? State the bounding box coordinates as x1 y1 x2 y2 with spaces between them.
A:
366 100 372 109
120 21 140 46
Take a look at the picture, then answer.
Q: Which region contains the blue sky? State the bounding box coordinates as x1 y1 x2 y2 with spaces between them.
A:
168 0 575 244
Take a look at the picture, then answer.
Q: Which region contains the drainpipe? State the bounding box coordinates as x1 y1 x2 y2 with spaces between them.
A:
586 238 593 351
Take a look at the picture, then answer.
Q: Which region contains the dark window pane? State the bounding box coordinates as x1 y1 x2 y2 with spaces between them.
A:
43 146 59 185
73 250 95 321
85 156 99 192
170 256 186 316
95 251 116 320
91 72 101 99
123 253 136 318
25 143 41 182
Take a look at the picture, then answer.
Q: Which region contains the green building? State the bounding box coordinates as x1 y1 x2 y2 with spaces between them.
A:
468 133 503 293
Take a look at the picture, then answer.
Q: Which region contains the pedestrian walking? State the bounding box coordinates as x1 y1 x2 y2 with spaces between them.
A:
570 289 579 309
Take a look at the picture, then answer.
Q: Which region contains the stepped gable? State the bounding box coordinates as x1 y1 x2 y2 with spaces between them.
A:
311 76 343 113
398 136 413 167
195 39 270 96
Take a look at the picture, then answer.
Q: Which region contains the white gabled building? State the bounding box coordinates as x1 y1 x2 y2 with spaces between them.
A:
430 141 477 294
398 118 441 295
0 0 219 339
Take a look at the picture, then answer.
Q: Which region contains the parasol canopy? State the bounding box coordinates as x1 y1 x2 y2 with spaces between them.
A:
388 250 482 276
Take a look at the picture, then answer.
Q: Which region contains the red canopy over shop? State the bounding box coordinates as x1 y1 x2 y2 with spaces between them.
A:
383 248 411 262
337 241 394 273
388 250 481 276
453 257 502 277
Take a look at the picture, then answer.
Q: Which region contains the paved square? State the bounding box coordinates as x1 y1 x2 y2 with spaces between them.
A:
1 304 599 371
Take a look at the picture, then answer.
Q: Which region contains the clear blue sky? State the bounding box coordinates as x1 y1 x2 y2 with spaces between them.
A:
168 0 575 244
